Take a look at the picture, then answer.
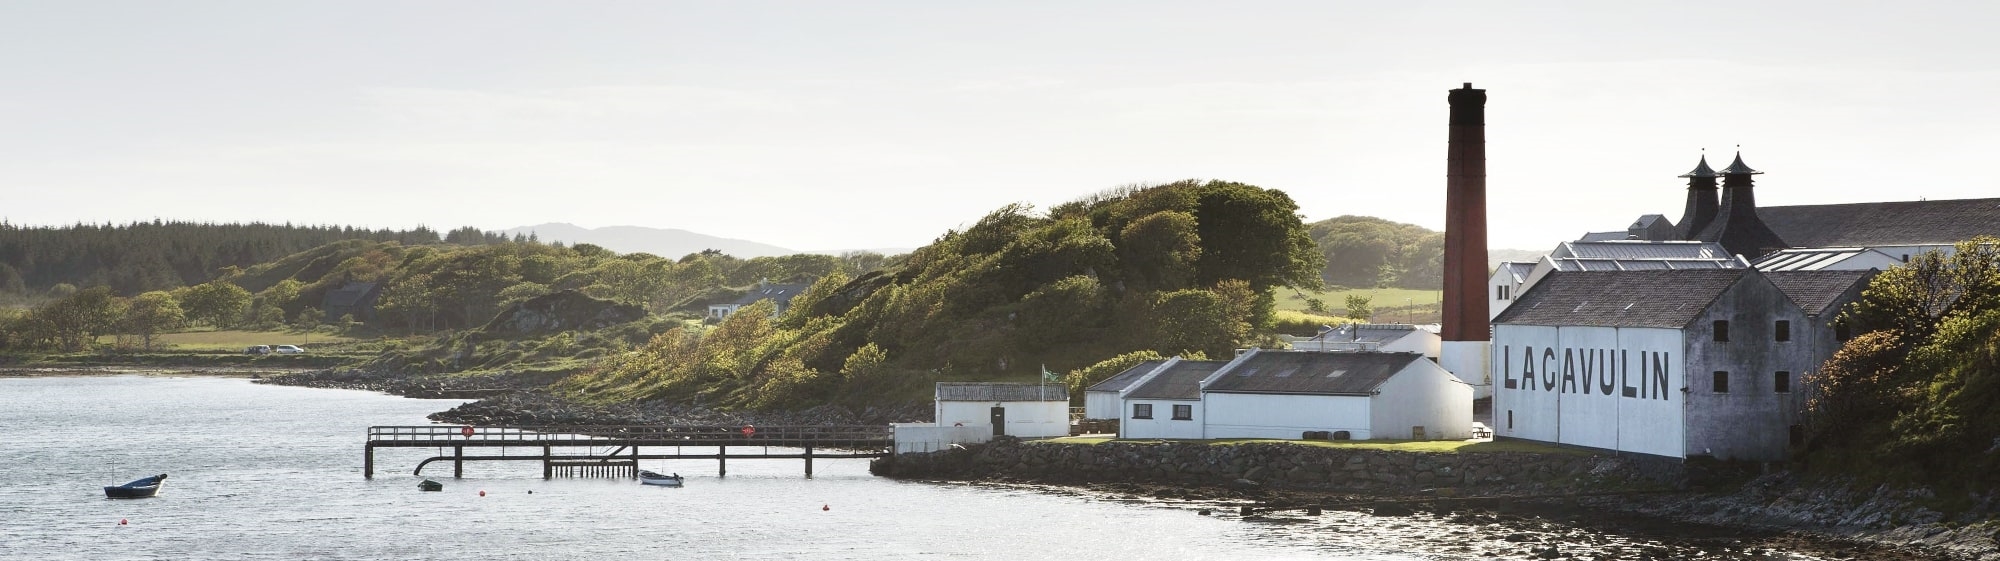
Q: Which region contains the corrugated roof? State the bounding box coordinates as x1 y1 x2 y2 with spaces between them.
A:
1500 261 1537 283
1202 351 1421 395
1764 270 1876 316
1085 360 1166 393
1492 269 1748 328
1548 258 1741 272
1751 248 1895 272
935 382 1069 402
1760 198 2000 248
1578 231 1631 242
1125 360 1227 400
1552 241 1730 260
1302 324 1423 345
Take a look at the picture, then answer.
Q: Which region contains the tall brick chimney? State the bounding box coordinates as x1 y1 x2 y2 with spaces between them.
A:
1441 83 1489 342
1440 83 1492 398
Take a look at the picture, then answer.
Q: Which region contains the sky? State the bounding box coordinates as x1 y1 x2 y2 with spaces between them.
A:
5 2 1999 253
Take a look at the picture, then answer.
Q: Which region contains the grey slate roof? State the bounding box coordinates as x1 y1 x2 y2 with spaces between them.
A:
729 283 812 306
1126 360 1227 400
1551 241 1730 260
1759 198 2000 248
1499 262 1537 283
1085 360 1165 393
1764 270 1876 316
1578 231 1631 242
1202 351 1423 396
935 382 1069 402
324 282 379 308
1492 269 1748 328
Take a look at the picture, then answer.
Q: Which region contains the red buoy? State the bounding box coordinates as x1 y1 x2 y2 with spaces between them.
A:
741 425 756 437
478 490 486 497
822 504 829 511
119 519 128 525
461 426 475 437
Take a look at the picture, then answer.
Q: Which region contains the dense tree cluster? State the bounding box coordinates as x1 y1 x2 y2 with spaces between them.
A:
1807 237 2000 491
1308 215 1444 289
564 180 1325 409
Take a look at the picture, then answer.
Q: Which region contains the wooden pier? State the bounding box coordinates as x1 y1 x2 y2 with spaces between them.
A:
363 425 892 479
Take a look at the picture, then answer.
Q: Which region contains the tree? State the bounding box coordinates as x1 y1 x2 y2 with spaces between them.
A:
294 307 322 344
178 280 252 328
1150 288 1236 357
123 291 185 350
1344 294 1373 321
1190 181 1324 291
35 286 121 351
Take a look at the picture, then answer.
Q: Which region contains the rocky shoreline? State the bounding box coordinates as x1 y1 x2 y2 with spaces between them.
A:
878 437 1998 560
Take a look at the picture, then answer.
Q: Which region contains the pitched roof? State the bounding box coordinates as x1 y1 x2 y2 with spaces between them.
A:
1578 231 1632 242
1303 324 1428 345
1498 261 1537 283
1085 360 1166 393
1202 351 1424 396
323 282 380 308
1758 198 2000 248
1752 247 1898 272
1492 269 1748 328
1763 270 1876 316
727 283 812 306
1551 241 1730 260
934 382 1068 402
1546 258 1742 272
1125 360 1227 400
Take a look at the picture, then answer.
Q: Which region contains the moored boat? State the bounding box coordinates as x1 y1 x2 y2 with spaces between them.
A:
638 470 683 487
418 479 443 492
104 474 167 499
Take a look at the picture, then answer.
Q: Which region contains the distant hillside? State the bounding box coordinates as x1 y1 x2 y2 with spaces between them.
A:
501 223 796 259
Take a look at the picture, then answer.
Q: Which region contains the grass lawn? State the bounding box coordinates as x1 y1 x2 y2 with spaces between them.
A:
1035 436 1585 455
1278 287 1442 324
104 328 359 351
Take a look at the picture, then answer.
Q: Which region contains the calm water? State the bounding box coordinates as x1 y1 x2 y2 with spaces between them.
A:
1 375 1856 560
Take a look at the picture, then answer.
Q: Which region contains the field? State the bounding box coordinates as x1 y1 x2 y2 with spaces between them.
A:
100 329 360 351
1277 287 1442 324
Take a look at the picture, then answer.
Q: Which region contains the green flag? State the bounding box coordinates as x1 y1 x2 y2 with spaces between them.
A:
1041 364 1059 383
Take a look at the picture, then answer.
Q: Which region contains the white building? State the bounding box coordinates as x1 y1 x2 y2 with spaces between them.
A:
1117 358 1225 439
707 280 812 320
1285 324 1440 357
1198 349 1474 441
933 382 1070 438
1490 268 1872 461
1083 359 1166 420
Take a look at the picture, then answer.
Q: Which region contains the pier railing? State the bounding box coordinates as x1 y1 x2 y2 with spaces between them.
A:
363 424 894 479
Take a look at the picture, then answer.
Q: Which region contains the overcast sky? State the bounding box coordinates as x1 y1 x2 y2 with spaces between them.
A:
4 2 1997 252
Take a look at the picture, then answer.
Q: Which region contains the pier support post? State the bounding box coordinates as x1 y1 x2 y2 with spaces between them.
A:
804 445 814 478
364 444 375 479
453 446 464 478
718 445 727 478
542 445 552 479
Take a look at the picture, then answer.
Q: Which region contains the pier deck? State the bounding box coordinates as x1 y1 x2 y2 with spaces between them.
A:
364 425 891 479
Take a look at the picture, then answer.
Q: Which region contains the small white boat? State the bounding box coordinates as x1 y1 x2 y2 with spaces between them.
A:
638 470 683 487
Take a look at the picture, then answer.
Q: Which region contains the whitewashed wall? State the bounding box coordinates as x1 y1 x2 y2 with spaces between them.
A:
1118 399 1202 439
1491 324 1686 458
1203 393 1372 440
936 400 1069 438
892 423 992 454
1084 390 1121 420
1441 340 1491 400
1368 362 1474 440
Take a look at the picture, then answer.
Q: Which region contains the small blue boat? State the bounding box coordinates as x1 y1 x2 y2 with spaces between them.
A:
104 474 167 499
638 470 683 487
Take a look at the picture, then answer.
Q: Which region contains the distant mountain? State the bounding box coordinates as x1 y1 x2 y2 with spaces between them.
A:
500 223 798 259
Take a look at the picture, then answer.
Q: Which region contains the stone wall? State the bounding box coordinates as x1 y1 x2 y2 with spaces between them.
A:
873 437 1685 495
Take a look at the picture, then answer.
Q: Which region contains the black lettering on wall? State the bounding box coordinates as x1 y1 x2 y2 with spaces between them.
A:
1503 345 1516 389
1597 349 1616 395
1520 346 1534 391
1541 348 1557 391
1561 348 1578 394
1621 350 1638 398
1652 351 1671 400
1576 348 1593 395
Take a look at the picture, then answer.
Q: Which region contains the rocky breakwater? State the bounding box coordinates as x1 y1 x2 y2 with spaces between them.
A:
875 437 1679 496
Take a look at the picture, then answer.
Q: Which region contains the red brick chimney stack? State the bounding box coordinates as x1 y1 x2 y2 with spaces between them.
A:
1442 83 1489 342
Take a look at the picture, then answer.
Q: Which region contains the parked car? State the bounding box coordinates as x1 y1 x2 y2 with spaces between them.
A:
245 345 271 355
273 345 306 354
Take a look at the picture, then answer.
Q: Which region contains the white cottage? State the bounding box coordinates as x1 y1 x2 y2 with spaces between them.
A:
1117 358 1226 439
933 382 1070 438
1490 268 1872 461
1198 349 1473 441
1083 359 1166 420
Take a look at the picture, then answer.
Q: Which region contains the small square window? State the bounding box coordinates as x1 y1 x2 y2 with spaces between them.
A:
1172 404 1192 420
1775 320 1791 342
1713 371 1730 393
1713 320 1730 343
1131 403 1153 419
1774 371 1791 393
